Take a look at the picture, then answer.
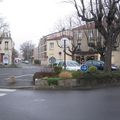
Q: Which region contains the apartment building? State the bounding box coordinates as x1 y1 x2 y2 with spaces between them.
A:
0 32 14 65
73 23 120 66
37 23 120 66
38 30 73 65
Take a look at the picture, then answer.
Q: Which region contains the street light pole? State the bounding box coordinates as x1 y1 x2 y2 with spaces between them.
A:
64 39 66 70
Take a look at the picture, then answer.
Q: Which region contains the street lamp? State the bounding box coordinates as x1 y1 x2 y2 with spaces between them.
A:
61 28 70 70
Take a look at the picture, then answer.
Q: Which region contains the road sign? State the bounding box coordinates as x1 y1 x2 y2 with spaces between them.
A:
49 56 56 64
60 37 70 47
80 64 88 72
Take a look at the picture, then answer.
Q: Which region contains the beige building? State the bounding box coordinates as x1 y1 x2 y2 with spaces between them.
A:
38 30 73 65
37 23 120 66
73 23 120 66
0 32 14 65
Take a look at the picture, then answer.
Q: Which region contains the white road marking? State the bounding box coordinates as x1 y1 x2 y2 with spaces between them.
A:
0 89 16 92
34 99 46 102
15 74 33 78
0 73 9 76
0 93 7 96
5 74 33 80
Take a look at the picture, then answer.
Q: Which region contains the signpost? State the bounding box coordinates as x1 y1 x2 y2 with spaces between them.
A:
60 37 70 70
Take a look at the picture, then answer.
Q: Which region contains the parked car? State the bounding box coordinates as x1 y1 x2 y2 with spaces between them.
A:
24 60 29 64
58 60 81 71
84 60 118 70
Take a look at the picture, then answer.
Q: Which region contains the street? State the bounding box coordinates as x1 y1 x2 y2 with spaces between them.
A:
0 87 120 120
0 63 52 87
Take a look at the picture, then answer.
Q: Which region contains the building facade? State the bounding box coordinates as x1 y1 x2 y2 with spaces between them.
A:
38 30 73 65
37 23 120 66
0 32 14 65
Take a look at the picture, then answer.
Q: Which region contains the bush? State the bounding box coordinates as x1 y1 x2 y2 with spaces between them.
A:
54 66 62 74
47 78 62 86
88 66 97 72
33 72 57 85
34 59 41 65
58 71 72 79
72 71 83 79
77 71 120 87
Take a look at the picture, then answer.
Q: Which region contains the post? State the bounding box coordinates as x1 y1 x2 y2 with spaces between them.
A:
64 39 66 70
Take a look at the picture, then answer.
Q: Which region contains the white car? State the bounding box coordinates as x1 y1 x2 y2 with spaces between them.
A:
58 60 81 71
24 60 29 64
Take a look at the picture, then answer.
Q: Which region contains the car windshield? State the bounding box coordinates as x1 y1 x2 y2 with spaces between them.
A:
67 61 80 66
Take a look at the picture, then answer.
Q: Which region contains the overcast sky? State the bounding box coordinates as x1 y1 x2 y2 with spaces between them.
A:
0 0 75 51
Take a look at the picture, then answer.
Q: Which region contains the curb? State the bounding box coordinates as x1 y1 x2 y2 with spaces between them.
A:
0 86 34 89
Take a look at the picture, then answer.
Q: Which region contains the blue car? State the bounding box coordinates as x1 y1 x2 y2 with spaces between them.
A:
84 60 118 70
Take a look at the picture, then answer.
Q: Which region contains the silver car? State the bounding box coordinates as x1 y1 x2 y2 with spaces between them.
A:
58 60 81 71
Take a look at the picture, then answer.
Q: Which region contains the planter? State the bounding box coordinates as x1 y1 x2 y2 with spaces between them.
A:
35 78 77 89
58 79 77 87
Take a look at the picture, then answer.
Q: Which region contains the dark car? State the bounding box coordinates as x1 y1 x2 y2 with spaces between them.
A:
84 60 118 70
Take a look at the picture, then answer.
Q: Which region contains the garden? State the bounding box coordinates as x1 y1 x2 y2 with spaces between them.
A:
33 66 120 89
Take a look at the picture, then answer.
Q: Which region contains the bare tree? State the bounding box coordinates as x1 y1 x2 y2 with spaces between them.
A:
72 0 120 71
55 15 82 60
0 18 9 39
20 41 34 60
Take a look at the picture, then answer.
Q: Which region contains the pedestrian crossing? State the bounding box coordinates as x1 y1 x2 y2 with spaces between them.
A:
0 89 16 97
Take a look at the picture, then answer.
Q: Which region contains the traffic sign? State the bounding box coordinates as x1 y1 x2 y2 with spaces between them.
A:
80 64 88 72
49 56 56 64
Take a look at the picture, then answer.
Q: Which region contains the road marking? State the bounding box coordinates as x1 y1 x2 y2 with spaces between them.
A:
5 74 33 80
0 93 7 97
0 73 9 76
0 89 16 92
33 99 46 102
15 74 33 78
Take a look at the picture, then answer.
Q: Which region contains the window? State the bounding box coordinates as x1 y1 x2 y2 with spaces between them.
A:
5 41 8 50
49 42 54 50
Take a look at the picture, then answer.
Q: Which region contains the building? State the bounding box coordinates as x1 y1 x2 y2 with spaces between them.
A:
0 32 14 65
38 30 73 65
73 23 120 66
37 23 120 66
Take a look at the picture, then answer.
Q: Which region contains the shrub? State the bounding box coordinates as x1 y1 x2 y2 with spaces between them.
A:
54 66 62 74
34 59 41 65
72 71 83 79
47 78 62 86
33 72 56 85
88 66 97 72
58 71 72 79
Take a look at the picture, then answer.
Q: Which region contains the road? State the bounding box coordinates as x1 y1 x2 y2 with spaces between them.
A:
0 63 52 86
0 87 120 120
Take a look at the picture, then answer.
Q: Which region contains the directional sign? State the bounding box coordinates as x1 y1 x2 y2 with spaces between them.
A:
80 64 88 72
49 56 56 64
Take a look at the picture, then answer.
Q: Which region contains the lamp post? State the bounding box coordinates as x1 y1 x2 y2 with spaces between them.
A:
64 39 66 70
61 29 69 70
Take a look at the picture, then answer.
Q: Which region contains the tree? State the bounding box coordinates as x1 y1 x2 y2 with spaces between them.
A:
0 18 9 39
12 48 19 64
72 0 120 71
20 41 34 60
55 15 82 60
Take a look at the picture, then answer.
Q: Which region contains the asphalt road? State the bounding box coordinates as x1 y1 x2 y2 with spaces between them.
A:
0 87 120 120
0 63 52 87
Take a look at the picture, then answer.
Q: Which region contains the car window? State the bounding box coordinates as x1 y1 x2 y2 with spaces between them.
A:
67 61 80 66
58 61 64 66
86 61 92 65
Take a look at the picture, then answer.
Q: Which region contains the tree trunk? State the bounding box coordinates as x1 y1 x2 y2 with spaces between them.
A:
100 53 105 61
104 38 112 72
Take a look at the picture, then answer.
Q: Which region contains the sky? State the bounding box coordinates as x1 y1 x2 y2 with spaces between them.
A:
0 0 75 51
